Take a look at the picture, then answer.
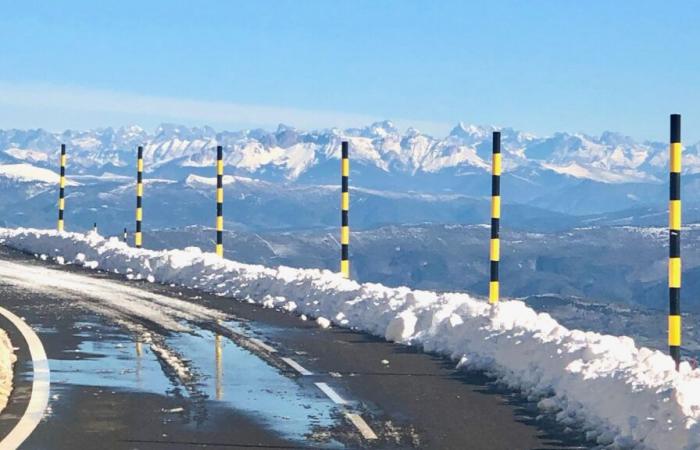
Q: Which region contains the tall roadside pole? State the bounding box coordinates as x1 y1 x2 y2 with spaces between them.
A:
489 132 501 305
216 145 224 257
669 114 682 370
135 146 144 248
340 141 350 278
57 144 67 232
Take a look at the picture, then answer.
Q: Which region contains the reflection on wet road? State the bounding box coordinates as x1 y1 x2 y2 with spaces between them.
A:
173 330 338 441
0 250 369 448
43 319 346 447
50 323 169 392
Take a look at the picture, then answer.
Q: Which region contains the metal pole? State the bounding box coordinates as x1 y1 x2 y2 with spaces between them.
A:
489 132 501 305
57 144 66 232
135 146 143 248
340 141 350 278
216 145 224 257
669 114 682 370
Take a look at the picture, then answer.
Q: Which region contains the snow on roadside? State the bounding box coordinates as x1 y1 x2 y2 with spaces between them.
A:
0 329 16 414
1 228 700 449
0 259 227 333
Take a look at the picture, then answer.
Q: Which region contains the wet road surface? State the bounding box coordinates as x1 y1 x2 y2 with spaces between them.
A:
0 246 590 449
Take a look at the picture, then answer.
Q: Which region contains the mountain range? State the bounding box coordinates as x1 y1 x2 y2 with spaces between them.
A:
0 120 694 183
0 121 697 232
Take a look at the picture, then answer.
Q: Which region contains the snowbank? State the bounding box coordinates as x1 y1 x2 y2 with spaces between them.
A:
1 228 699 449
0 329 15 414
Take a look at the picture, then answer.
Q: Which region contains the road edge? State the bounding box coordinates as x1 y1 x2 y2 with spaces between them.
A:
0 306 50 450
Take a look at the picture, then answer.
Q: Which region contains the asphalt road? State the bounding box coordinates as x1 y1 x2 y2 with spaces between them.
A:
0 246 590 449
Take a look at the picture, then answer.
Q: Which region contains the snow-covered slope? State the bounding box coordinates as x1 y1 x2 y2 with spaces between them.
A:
1 227 699 449
0 164 79 186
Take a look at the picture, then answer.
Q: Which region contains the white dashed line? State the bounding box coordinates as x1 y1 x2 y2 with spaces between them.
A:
248 337 378 441
281 357 313 375
250 337 277 353
314 382 348 405
345 413 379 440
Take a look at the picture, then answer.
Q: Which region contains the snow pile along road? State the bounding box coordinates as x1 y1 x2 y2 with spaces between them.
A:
0 259 226 333
1 228 700 449
0 329 15 414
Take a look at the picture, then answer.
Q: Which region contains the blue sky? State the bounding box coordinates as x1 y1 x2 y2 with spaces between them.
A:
1 0 699 141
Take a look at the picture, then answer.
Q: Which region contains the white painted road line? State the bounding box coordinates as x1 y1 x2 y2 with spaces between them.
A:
314 382 348 405
0 306 50 450
250 337 277 353
345 413 379 440
281 357 313 375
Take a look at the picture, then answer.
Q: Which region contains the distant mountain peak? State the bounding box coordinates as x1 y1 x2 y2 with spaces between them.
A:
275 123 296 133
449 122 492 140
599 130 636 147
405 126 421 137
364 120 398 137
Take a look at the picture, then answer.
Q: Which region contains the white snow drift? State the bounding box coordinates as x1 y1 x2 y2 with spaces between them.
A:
0 329 15 414
1 228 699 449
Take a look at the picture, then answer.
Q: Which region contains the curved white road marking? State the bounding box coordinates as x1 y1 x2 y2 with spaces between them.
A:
0 306 50 450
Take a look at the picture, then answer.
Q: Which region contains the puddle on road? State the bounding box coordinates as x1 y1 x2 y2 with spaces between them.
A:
46 321 342 447
49 337 171 392
168 329 339 445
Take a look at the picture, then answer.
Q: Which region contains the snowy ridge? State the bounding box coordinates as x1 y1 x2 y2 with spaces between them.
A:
184 173 260 188
1 228 700 449
0 164 79 186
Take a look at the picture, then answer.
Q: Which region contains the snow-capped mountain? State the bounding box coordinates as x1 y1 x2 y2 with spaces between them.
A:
0 121 698 231
0 121 693 186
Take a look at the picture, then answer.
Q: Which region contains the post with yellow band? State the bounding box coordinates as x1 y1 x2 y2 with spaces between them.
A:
340 141 350 278
135 146 144 248
57 144 67 232
216 145 224 257
489 132 501 304
669 114 682 370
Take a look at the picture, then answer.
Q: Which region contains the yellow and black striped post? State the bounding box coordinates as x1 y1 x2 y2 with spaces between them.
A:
669 114 682 370
216 145 224 257
57 144 66 232
340 141 350 278
489 132 501 305
135 146 144 248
